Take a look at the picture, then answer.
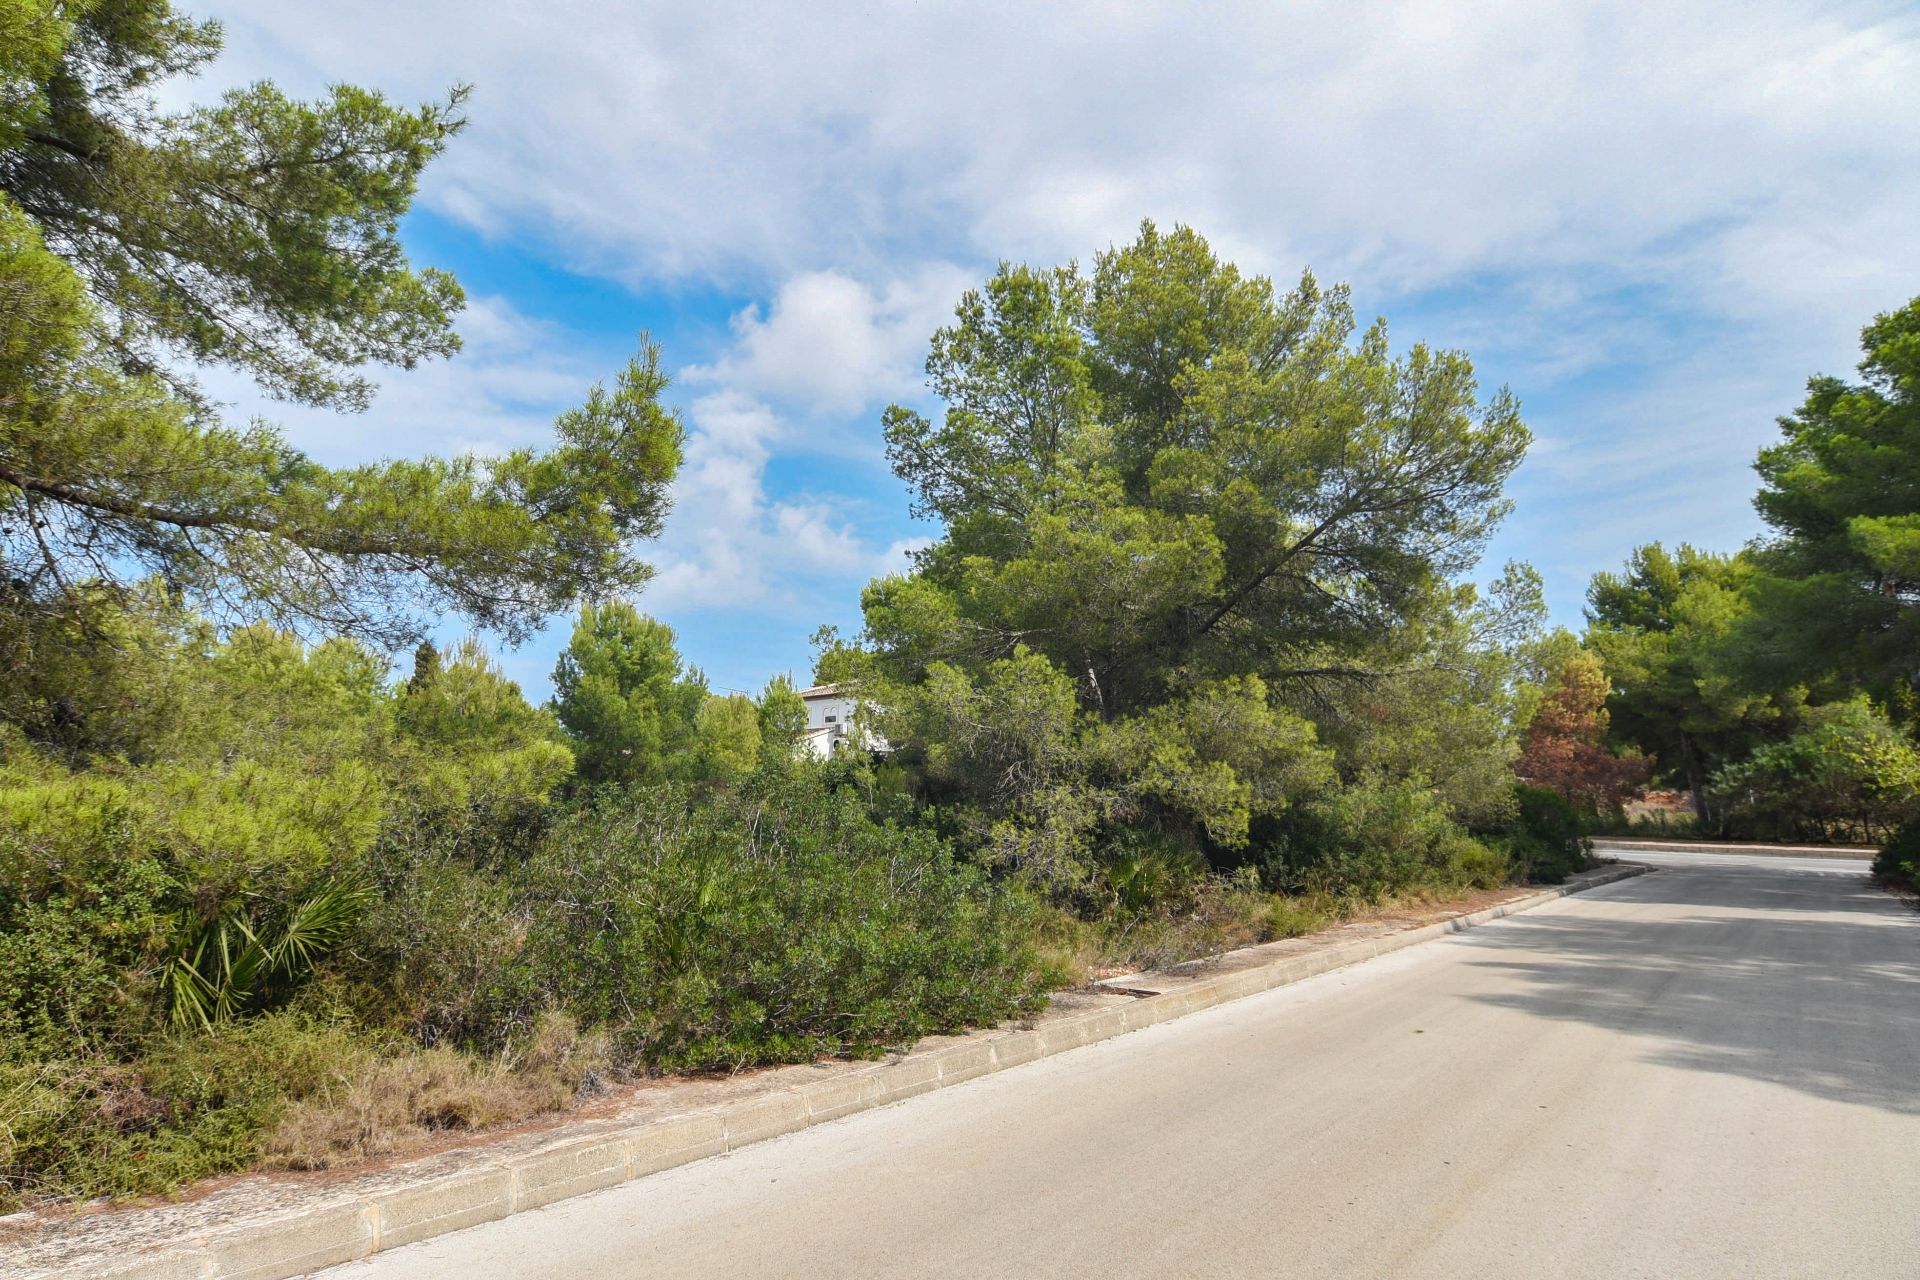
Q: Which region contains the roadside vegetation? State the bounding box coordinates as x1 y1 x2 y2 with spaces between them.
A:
1555 298 1920 880
4 0 1910 1213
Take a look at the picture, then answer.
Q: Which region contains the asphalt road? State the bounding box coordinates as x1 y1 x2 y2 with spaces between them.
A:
329 851 1919 1279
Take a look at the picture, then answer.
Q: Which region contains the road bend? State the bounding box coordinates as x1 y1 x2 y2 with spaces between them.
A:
328 850 1919 1279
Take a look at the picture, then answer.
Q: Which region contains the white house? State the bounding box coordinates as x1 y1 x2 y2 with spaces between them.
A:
796 683 888 760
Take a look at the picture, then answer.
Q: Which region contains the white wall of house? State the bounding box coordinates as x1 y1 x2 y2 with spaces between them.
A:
797 684 884 760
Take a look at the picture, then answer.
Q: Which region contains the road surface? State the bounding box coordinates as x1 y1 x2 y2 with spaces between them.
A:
328 851 1919 1279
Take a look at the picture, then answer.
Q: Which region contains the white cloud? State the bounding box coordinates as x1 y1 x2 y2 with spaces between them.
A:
643 391 910 613
208 1 1917 318
687 265 973 414
187 0 1920 660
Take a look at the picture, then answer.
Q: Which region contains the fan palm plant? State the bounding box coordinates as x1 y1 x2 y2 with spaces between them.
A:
162 880 372 1029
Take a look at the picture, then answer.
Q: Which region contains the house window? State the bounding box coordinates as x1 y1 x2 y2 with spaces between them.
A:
824 715 838 723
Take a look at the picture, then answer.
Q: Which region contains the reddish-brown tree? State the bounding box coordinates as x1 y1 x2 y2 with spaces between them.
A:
1518 652 1653 814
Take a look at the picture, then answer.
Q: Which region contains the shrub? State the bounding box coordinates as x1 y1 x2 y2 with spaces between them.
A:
519 769 1050 1073
1711 699 1920 843
1099 827 1208 917
1502 784 1592 884
0 853 174 1061
352 841 538 1049
0 1013 368 1209
1262 778 1510 901
1872 819 1920 893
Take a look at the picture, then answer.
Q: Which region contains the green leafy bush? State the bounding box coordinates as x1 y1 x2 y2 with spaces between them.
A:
1262 778 1511 902
519 769 1050 1073
0 855 173 1060
1710 698 1920 843
1100 828 1208 917
352 839 539 1049
162 879 371 1029
1872 819 1920 892
1501 784 1592 884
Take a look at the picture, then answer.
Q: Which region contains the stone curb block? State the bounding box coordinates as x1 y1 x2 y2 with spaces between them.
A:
373 1165 514 1250
1592 838 1872 860
628 1112 726 1177
205 1202 372 1280
57 863 1646 1280
509 1137 631 1212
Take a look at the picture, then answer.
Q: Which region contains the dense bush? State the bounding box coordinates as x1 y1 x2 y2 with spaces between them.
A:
1710 698 1920 843
1497 785 1592 883
1261 778 1512 902
517 769 1050 1072
1871 820 1920 893
0 854 174 1060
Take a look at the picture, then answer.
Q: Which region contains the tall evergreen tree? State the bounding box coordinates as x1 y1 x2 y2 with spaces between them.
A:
551 603 706 784
858 223 1531 886
0 3 683 646
1744 296 1920 705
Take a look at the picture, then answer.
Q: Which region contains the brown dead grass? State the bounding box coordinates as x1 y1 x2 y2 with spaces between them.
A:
1053 879 1542 982
264 1013 609 1171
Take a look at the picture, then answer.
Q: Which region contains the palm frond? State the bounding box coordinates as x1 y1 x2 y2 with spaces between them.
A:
161 878 371 1030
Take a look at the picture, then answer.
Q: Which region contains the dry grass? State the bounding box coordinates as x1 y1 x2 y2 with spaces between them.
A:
1045 878 1530 984
264 1013 609 1170
1033 880 1347 981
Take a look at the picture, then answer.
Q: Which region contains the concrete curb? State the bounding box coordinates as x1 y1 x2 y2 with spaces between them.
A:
47 864 1648 1280
1592 838 1875 861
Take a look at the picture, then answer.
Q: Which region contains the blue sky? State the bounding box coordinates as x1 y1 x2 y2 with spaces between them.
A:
196 1 1920 700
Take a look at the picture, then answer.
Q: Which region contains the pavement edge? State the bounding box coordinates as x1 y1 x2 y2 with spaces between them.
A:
51 863 1649 1280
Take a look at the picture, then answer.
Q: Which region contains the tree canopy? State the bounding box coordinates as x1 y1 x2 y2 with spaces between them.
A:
878 223 1528 705
1577 296 1920 842
1744 297 1920 702
853 223 1533 889
2 0 465 410
1514 649 1650 815
1583 542 1786 813
0 1 682 647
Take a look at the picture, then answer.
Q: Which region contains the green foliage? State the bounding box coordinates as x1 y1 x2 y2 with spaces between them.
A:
0 580 198 763
0 208 684 644
162 878 371 1030
0 843 173 1060
1870 819 1920 892
1585 543 1788 811
693 694 761 780
0 606 573 1055
1100 829 1207 917
1709 698 1920 843
551 602 707 784
1502 785 1592 884
1 39 683 647
352 838 535 1049
1322 565 1546 828
519 770 1049 1073
859 223 1531 899
2 0 461 410
1745 297 1920 704
1581 303 1920 846
1261 778 1512 902
756 674 809 756
389 637 574 854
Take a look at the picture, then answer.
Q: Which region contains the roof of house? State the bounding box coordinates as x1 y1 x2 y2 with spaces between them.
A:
796 683 845 700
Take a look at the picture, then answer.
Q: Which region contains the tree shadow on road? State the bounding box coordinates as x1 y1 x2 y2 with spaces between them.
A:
1456 865 1920 1115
